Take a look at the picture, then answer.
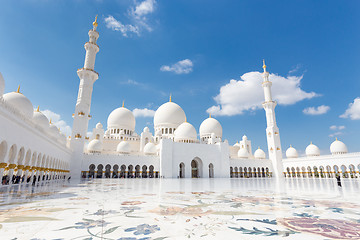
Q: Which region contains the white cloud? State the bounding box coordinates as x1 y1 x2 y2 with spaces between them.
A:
330 125 345 131
288 64 302 75
207 71 318 116
104 15 139 37
105 0 156 37
131 0 156 18
329 131 343 138
133 108 156 117
160 59 193 74
41 109 72 137
340 97 360 120
119 79 141 86
303 105 330 115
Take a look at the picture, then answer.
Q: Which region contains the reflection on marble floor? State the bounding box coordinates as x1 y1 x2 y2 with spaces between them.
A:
1 178 360 239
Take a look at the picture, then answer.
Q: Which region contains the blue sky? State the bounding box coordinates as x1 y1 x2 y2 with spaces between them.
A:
0 0 359 155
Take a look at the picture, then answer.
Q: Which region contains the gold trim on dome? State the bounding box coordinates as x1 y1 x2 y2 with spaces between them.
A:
93 15 98 27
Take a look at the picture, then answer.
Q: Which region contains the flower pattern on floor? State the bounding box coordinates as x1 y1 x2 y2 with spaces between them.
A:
0 178 360 239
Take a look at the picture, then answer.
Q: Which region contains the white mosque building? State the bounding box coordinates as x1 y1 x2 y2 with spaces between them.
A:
0 17 359 184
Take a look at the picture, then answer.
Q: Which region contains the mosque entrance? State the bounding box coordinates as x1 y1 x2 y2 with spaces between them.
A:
191 160 198 178
191 157 203 178
179 162 185 178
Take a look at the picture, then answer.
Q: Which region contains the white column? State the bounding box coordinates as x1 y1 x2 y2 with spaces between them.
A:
261 61 284 178
70 17 100 179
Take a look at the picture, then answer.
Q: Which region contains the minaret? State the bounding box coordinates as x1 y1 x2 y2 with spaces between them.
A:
70 16 100 178
261 60 284 178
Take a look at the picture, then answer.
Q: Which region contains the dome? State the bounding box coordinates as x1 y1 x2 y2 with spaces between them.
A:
0 72 4 96
144 142 157 155
154 101 186 127
3 88 33 118
96 122 103 129
116 141 130 154
107 107 135 131
199 117 222 138
88 139 102 153
174 122 197 142
33 108 49 130
305 143 320 157
237 147 249 158
286 146 298 158
49 122 59 138
233 142 240 147
143 126 150 132
330 139 348 155
254 148 266 159
242 135 248 141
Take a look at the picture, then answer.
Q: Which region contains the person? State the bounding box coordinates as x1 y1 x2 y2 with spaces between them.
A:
336 174 342 187
32 175 36 186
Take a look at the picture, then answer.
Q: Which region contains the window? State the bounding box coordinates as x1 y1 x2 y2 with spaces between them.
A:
169 128 172 134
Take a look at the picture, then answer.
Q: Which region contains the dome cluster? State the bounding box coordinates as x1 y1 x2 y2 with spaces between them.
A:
1 84 67 145
286 139 349 158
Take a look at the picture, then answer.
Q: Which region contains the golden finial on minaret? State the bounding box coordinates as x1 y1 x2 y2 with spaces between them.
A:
209 113 211 118
169 94 172 102
310 141 312 145
36 106 40 112
185 116 187 122
50 119 52 124
336 137 338 141
93 15 98 28
262 59 267 71
122 100 125 108
16 85 20 93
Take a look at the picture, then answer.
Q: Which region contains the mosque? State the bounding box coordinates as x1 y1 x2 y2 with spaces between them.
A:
0 17 359 185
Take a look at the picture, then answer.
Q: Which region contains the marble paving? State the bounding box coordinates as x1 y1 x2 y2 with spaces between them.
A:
1 178 360 239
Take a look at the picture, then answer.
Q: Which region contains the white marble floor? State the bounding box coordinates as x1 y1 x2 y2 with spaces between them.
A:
1 178 360 239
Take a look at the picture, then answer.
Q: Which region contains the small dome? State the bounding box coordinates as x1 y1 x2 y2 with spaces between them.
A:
242 135 248 141
144 142 157 155
286 146 298 158
49 122 59 138
3 88 33 118
305 143 320 156
254 148 266 159
199 117 222 139
88 139 102 153
96 122 103 129
233 142 240 147
116 141 130 154
143 126 150 132
237 147 249 158
107 107 135 131
154 101 186 128
174 122 197 142
0 72 5 96
33 108 49 130
330 139 348 155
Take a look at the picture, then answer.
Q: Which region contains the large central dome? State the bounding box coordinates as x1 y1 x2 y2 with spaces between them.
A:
154 101 186 127
107 107 135 131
